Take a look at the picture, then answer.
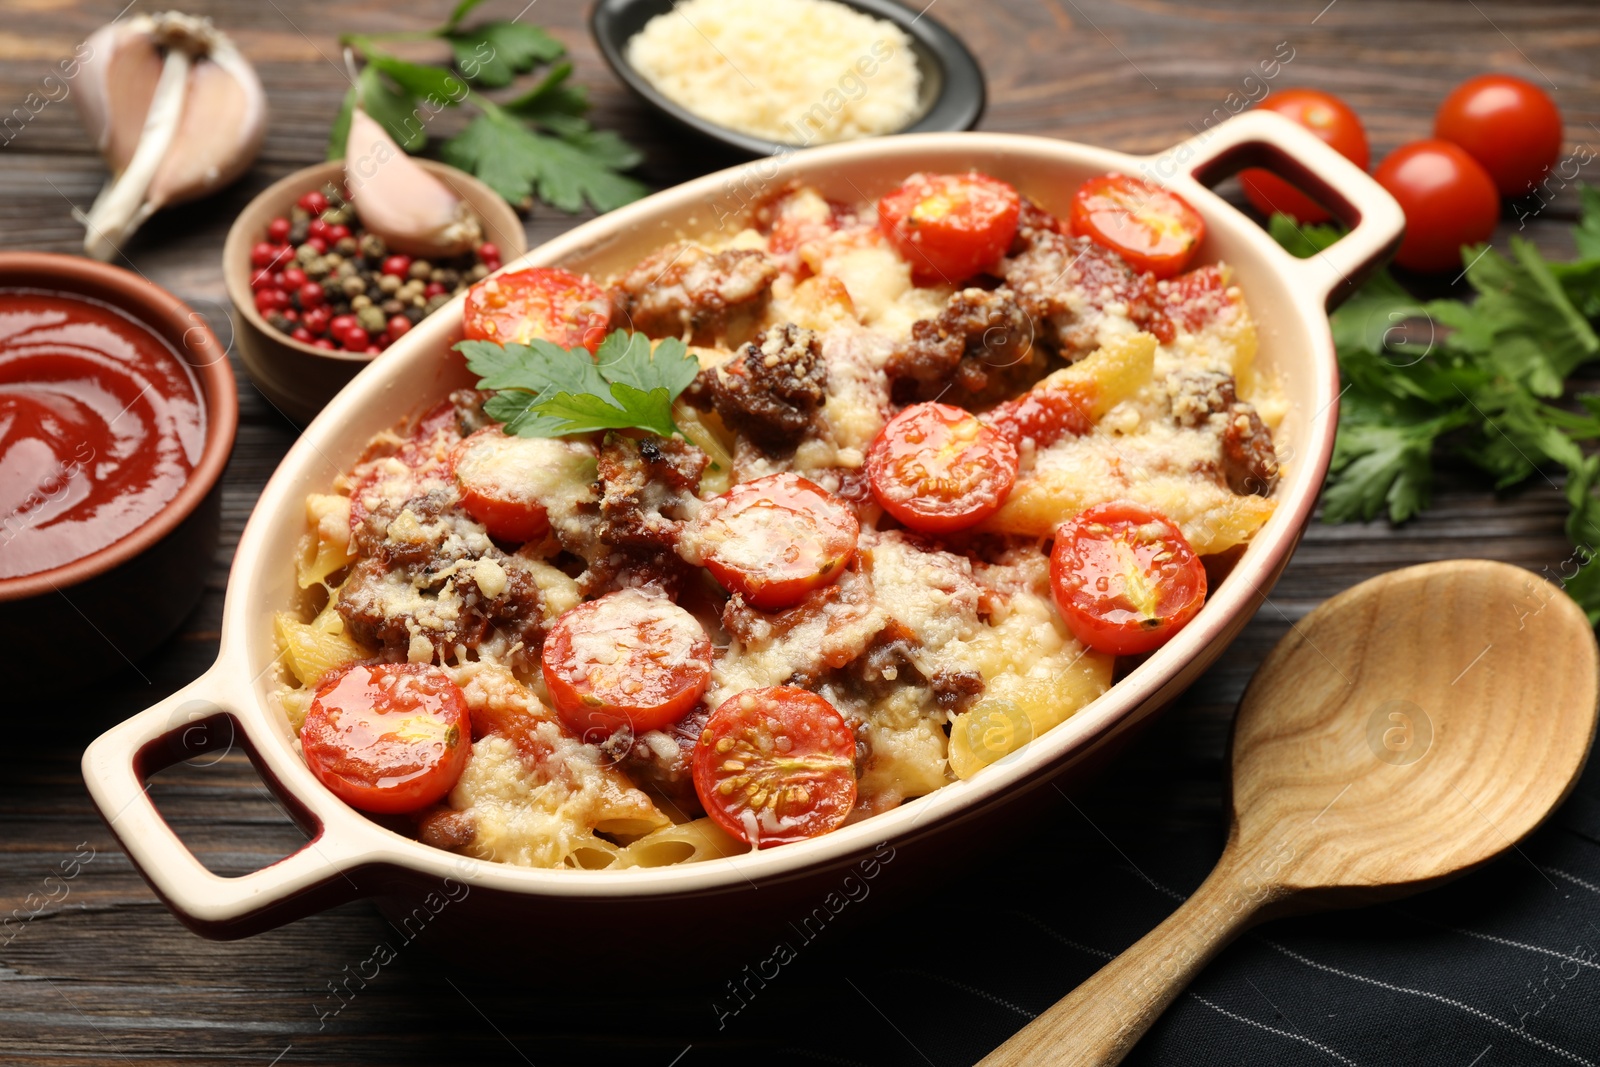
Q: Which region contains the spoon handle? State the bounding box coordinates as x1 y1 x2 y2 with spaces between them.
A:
978 850 1271 1066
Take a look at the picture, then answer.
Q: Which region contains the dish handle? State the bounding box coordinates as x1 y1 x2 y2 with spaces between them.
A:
1173 109 1406 310
81 667 388 939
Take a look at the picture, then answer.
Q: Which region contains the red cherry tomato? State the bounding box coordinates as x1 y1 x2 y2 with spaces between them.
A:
449 428 596 544
1373 140 1500 273
1050 502 1207 656
300 663 472 814
984 381 1094 451
462 267 611 353
1434 74 1563 197
541 589 713 739
692 686 857 849
1069 174 1206 279
867 402 1019 534
877 172 1021 284
687 473 859 611
1240 89 1370 223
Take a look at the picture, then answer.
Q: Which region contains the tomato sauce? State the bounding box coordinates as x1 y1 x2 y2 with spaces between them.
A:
0 290 204 579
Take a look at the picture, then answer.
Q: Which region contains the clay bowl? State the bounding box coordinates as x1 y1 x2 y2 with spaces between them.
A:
223 159 525 425
83 112 1405 961
0 253 238 687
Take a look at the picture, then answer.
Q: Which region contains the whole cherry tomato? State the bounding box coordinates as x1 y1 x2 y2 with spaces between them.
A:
1434 73 1563 197
1373 140 1500 273
1240 89 1370 224
1069 174 1206 279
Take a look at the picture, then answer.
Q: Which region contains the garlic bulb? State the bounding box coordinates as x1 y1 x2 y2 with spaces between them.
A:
74 12 266 260
345 107 482 257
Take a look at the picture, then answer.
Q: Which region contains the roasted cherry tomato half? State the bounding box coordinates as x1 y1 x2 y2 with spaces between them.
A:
1049 502 1207 656
541 589 713 739
868 402 1019 534
462 266 610 352
1240 89 1370 224
300 663 472 814
877 172 1021 284
1373 140 1499 273
1069 174 1205 279
692 686 857 849
984 381 1094 451
449 428 596 544
686 473 859 611
1434 73 1563 197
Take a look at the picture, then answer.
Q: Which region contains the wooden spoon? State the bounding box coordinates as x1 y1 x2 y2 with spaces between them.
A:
980 559 1599 1067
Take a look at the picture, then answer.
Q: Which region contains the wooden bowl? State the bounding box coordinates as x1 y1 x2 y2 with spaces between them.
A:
223 159 526 425
0 253 238 687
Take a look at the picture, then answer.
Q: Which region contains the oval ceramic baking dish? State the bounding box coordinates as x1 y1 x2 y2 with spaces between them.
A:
83 112 1402 957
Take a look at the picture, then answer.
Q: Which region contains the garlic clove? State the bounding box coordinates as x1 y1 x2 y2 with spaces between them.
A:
72 12 267 261
147 42 266 209
77 20 164 173
345 107 483 257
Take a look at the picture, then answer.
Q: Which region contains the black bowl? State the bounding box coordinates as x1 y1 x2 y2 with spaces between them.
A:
590 0 986 157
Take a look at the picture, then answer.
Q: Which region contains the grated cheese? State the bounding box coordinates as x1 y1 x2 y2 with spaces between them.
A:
625 0 922 145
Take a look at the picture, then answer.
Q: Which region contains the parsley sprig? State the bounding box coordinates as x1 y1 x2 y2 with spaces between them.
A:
331 0 647 214
1276 187 1600 620
457 330 699 439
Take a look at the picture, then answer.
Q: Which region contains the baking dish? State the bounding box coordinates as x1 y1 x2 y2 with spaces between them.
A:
82 111 1403 950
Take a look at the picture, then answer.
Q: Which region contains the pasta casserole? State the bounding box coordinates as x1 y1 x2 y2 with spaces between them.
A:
273 168 1282 869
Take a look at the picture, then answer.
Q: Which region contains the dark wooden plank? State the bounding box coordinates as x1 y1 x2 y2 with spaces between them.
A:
3 1 1600 1064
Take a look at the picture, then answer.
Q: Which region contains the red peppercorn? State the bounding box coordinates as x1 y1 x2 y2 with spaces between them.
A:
302 307 331 335
312 337 336 351
329 313 357 334
271 271 286 289
254 289 288 313
250 242 286 269
249 269 276 292
305 237 328 255
477 243 499 261
341 325 370 350
291 327 314 343
282 308 300 323
327 224 352 243
267 217 292 243
298 190 330 215
381 255 412 277
297 281 325 309
387 315 413 340
282 266 309 289
423 282 447 298
364 344 383 355
307 218 330 242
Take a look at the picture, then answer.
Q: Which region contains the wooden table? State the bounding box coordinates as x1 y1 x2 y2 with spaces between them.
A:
2 2 1596 1064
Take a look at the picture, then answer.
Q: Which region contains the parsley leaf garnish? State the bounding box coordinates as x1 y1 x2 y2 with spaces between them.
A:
333 6 645 215
1272 189 1600 623
457 330 699 440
